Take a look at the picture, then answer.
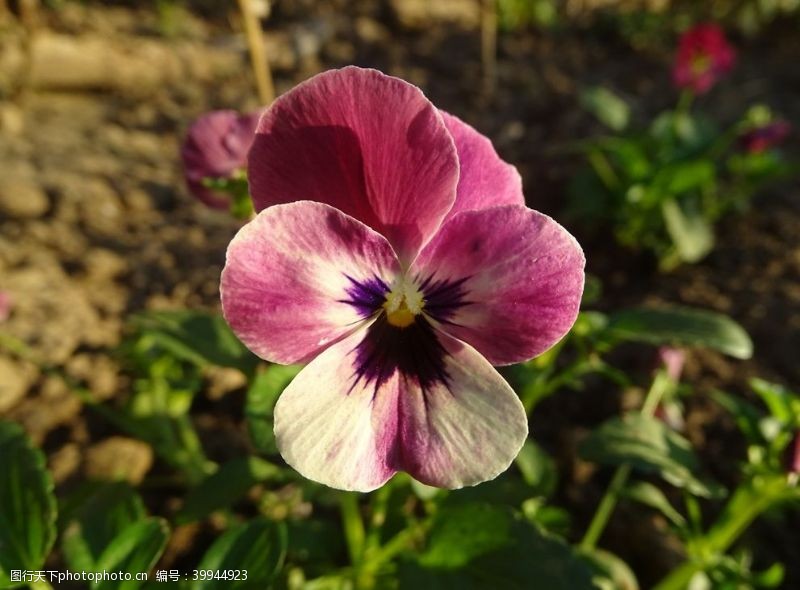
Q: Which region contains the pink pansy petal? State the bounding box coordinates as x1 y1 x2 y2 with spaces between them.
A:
248 66 459 263
412 205 585 365
220 201 400 365
440 111 524 222
273 326 527 491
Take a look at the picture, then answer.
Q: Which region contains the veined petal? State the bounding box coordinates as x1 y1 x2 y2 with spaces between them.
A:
248 66 459 264
440 111 524 221
273 317 528 492
412 205 585 365
220 201 400 365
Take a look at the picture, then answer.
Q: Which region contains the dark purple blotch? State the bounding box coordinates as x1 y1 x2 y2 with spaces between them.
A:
340 274 390 319
350 314 450 398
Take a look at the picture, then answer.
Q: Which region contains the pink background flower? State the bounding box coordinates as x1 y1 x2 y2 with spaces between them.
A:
181 109 262 209
672 23 736 94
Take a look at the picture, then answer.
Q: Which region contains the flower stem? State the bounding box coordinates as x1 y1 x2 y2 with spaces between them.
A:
653 476 797 590
340 492 366 570
237 0 275 104
579 371 673 550
676 89 695 116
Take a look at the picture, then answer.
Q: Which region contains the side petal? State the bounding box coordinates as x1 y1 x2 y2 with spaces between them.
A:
248 66 459 263
273 317 528 491
220 201 400 365
412 205 585 365
440 111 524 221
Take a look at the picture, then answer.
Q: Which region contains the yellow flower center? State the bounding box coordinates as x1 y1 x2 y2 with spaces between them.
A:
383 278 424 328
690 53 711 76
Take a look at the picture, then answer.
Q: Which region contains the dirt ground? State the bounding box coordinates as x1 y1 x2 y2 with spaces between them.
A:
1 0 798 586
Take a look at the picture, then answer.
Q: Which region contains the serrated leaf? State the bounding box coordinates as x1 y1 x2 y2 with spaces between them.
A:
245 364 302 454
622 481 686 527
0 421 57 589
606 306 753 359
193 518 286 590
93 518 169 590
400 503 595 589
580 415 721 497
62 483 147 572
177 457 282 524
131 311 258 375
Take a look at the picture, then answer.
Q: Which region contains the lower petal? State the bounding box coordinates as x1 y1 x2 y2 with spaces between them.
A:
398 332 529 488
273 319 528 491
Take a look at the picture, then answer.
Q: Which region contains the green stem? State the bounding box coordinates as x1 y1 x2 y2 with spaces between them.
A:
579 371 673 550
364 484 392 555
28 580 54 590
676 89 694 116
587 149 620 190
654 477 797 590
340 492 366 570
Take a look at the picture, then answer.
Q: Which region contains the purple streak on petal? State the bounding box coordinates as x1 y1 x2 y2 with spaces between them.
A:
417 275 472 324
340 275 390 319
351 315 450 398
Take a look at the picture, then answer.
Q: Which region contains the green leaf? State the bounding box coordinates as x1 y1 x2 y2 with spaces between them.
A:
93 518 169 590
580 548 639 590
245 364 302 454
177 457 282 524
750 378 798 425
0 421 57 589
605 305 753 359
131 311 258 375
62 483 147 572
514 440 557 498
579 415 721 497
400 504 595 589
621 481 686 527
661 198 714 264
654 160 715 195
580 86 630 131
193 517 286 590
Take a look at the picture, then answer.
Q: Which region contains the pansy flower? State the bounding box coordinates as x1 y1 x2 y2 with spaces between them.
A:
221 67 585 491
672 23 735 95
181 109 261 209
739 120 791 154
788 431 800 476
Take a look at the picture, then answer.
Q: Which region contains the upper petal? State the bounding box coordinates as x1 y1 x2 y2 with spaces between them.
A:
440 111 524 222
220 201 400 365
411 205 585 365
248 66 459 264
273 317 528 491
